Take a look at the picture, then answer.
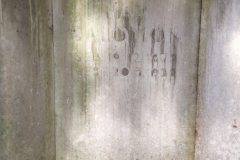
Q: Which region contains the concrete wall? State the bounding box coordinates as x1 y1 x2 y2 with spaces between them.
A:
0 0 55 160
53 0 201 159
2 0 240 160
196 0 240 159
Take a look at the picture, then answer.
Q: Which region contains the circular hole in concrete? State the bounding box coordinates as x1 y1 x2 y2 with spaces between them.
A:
122 67 129 76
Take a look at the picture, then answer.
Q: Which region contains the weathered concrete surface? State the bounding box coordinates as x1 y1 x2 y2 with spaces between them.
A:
54 0 201 159
196 0 240 159
0 0 55 159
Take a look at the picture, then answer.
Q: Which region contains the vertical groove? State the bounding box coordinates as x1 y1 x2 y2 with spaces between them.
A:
193 0 203 159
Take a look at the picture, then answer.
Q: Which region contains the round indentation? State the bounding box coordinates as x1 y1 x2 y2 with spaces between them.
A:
122 67 129 76
113 53 119 59
114 28 125 41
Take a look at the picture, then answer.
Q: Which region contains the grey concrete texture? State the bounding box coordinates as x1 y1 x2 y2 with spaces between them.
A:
195 0 240 159
1 0 240 160
0 0 55 160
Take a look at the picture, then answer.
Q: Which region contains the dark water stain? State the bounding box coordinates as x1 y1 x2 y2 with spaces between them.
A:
150 28 155 55
124 10 136 65
114 28 125 41
170 31 179 97
171 53 177 78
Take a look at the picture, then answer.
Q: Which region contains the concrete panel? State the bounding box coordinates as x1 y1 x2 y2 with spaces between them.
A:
0 0 55 159
54 0 201 159
196 0 240 159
